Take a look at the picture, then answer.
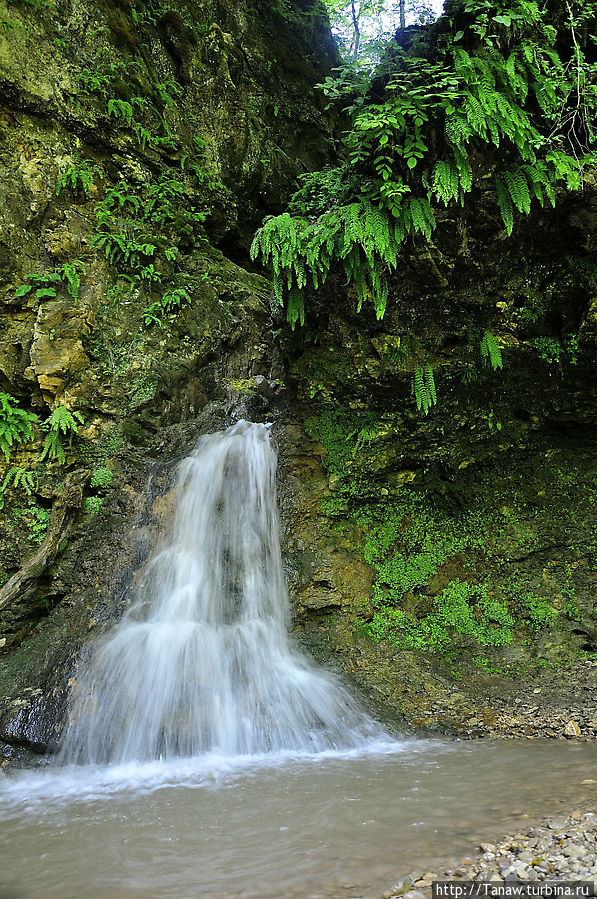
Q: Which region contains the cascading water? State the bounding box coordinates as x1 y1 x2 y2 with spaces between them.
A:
60 420 382 765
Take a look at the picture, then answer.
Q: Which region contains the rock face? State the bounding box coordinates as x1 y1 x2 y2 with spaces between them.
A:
1 0 597 759
0 0 336 758
277 178 597 735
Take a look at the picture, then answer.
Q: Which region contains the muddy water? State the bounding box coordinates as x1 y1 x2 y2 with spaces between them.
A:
1 739 596 899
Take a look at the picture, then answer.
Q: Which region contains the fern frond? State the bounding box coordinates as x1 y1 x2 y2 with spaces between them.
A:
0 393 38 462
480 331 503 370
286 287 305 330
495 176 514 235
412 362 437 414
504 168 531 214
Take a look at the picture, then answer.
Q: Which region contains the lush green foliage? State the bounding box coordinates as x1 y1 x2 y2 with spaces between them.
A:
0 467 37 511
252 0 597 331
353 490 558 653
56 155 103 196
89 166 212 326
367 581 515 651
0 394 38 462
90 466 113 488
480 331 503 370
412 361 436 413
82 495 105 516
40 406 84 465
11 496 51 544
92 175 204 279
143 283 204 327
68 46 221 329
15 262 86 302
304 401 589 660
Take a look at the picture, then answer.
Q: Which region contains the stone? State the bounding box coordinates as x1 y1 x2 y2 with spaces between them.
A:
563 845 586 858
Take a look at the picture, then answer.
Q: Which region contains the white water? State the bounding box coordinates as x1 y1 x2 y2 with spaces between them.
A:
60 420 382 765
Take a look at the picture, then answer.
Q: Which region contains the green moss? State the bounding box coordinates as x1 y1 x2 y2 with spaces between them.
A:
82 496 104 516
365 581 514 652
304 404 597 667
10 496 51 545
90 466 112 488
225 378 259 396
500 575 556 632
352 493 515 653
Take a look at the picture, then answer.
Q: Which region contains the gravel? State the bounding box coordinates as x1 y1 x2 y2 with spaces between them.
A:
411 660 597 740
385 811 597 897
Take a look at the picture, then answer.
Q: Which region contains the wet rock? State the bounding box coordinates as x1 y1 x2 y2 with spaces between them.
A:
393 811 597 893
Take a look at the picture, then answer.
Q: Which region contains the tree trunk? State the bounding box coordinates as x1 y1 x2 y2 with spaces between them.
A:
0 469 89 614
351 0 361 57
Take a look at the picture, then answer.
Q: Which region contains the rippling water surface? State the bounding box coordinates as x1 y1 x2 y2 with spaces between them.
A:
2 739 596 899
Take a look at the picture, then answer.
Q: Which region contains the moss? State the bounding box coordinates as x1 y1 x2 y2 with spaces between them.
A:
90 466 112 488
303 400 597 670
365 581 514 652
225 378 258 396
82 495 104 516
304 407 378 477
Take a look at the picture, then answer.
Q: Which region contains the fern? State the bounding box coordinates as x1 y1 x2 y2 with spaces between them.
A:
107 98 133 124
432 159 462 205
412 362 437 414
480 331 503 370
60 261 84 300
2 466 36 494
251 1 597 327
40 406 84 464
56 156 102 196
15 262 85 302
0 394 38 462
503 168 531 215
494 176 515 235
287 287 306 330
0 467 38 510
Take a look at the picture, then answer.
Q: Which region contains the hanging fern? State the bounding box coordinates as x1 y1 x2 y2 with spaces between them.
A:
287 287 306 330
0 467 37 511
251 0 597 327
40 406 84 465
412 362 437 415
480 331 503 370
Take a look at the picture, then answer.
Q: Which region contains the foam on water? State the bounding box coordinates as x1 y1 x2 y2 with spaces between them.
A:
1 739 431 816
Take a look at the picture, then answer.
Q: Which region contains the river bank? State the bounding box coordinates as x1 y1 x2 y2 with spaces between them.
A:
388 811 597 898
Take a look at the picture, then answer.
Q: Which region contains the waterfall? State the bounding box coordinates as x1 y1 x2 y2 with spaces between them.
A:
60 421 382 765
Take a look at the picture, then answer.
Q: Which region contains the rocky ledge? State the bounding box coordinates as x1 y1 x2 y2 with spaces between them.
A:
407 659 597 741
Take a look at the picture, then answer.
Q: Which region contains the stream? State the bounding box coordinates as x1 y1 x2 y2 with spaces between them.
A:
2 739 597 898
2 421 595 897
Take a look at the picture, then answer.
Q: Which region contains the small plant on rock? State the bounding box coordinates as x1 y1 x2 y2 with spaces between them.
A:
40 406 84 465
0 393 38 461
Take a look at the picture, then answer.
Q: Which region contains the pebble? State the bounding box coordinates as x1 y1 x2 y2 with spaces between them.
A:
406 659 597 741
385 811 597 897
